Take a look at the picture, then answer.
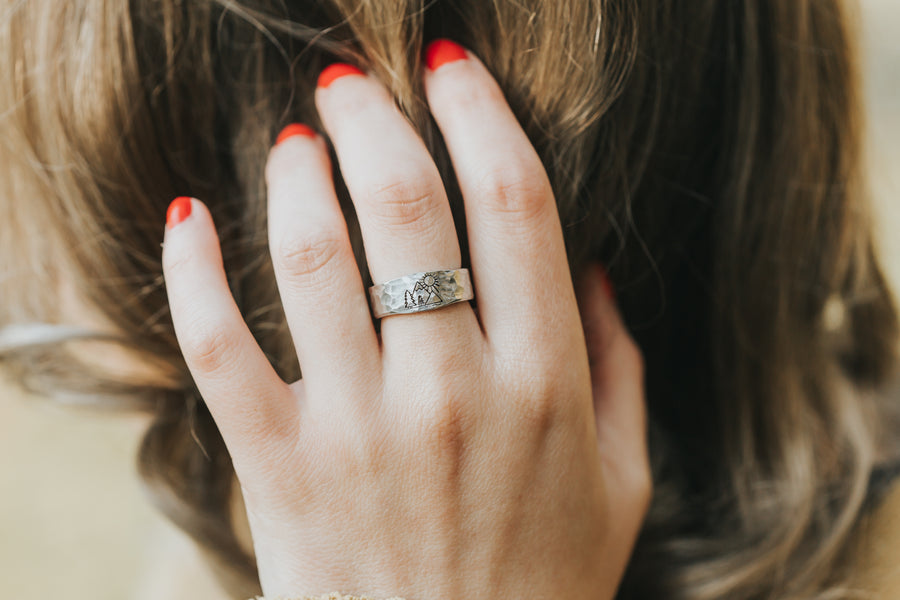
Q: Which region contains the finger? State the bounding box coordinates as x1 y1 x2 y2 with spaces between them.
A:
576 264 651 544
162 197 298 473
422 40 581 354
314 64 479 342
266 125 381 392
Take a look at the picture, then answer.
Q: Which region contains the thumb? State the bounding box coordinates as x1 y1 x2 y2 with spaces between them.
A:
576 263 651 530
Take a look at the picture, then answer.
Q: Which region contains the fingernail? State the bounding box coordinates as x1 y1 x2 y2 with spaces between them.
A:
425 39 468 71
166 196 193 229
598 265 616 302
317 63 364 88
276 123 317 145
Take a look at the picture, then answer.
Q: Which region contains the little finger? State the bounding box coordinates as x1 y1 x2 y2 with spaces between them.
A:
162 197 298 475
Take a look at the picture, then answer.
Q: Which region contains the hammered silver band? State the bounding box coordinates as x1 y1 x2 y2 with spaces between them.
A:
368 268 474 319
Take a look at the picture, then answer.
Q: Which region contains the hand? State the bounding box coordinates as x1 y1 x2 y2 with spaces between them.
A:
161 41 650 600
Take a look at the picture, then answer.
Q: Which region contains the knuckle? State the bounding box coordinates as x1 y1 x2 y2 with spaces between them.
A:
507 373 561 432
517 394 556 432
364 174 443 230
404 356 476 457
180 319 234 376
273 229 345 281
475 164 552 222
419 393 470 458
498 350 584 432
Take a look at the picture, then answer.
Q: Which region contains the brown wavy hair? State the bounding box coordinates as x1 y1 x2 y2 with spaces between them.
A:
2 0 898 598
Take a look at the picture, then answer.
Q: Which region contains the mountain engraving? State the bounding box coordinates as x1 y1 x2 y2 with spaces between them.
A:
404 273 445 309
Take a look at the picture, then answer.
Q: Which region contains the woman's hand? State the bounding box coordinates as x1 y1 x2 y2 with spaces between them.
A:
161 41 650 600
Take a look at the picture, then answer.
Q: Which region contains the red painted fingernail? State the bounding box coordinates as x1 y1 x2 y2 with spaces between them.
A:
166 196 193 229
276 123 317 145
317 63 364 88
598 265 616 302
425 39 468 71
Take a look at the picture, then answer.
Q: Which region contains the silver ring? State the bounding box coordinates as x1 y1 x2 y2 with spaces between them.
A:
368 269 474 319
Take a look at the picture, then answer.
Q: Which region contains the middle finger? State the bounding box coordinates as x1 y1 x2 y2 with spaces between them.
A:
315 64 478 339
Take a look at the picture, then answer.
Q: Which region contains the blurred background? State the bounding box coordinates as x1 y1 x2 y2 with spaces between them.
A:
2 3 899 599
865 2 900 289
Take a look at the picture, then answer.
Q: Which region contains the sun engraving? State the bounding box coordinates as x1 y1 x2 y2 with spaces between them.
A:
404 272 445 309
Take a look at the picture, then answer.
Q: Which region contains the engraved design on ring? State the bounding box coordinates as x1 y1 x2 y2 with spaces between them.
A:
368 269 474 319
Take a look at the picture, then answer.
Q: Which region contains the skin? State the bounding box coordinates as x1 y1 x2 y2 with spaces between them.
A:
161 44 650 599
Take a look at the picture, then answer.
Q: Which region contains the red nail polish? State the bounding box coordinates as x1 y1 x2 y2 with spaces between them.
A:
317 63 364 88
425 39 468 71
276 123 317 145
598 266 616 301
166 196 193 229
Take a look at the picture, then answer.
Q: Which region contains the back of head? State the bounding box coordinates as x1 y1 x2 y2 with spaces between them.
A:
1 1 898 598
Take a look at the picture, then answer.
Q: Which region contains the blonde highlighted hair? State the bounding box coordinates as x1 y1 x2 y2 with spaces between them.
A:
2 1 899 598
